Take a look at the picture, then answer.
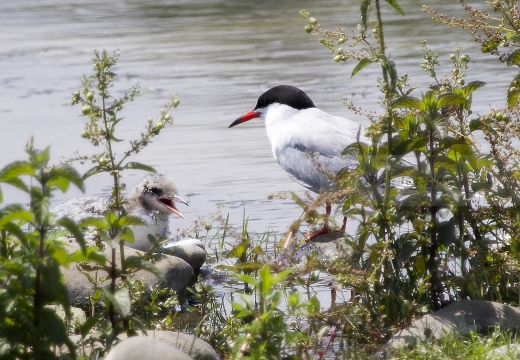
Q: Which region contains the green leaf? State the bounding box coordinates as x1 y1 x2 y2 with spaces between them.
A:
0 161 34 193
0 161 34 180
28 146 51 169
227 240 250 259
510 34 520 45
511 237 520 262
352 58 374 77
434 155 458 171
82 166 104 180
437 94 467 109
66 249 91 263
507 73 520 108
57 217 86 253
399 193 430 210
475 157 496 169
360 0 371 30
259 265 272 294
122 162 156 173
124 255 163 278
39 261 70 307
0 208 33 228
438 219 458 247
39 307 71 346
2 222 30 247
119 215 147 228
507 49 520 66
414 256 426 276
52 244 73 266
439 138 472 154
308 295 321 313
229 262 264 272
104 212 118 225
481 39 499 53
80 314 103 337
385 0 404 15
104 287 131 317
2 177 29 194
391 138 427 155
271 267 293 285
396 235 417 265
85 247 107 266
232 273 259 288
48 165 85 193
120 227 135 244
47 176 71 193
79 217 108 229
392 96 423 110
450 143 475 158
469 118 484 132
457 81 486 98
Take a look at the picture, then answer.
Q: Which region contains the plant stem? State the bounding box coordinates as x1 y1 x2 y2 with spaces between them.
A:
33 169 46 329
428 130 441 310
110 247 116 328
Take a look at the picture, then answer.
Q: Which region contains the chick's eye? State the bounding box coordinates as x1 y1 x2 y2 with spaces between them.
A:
150 186 162 196
144 186 162 196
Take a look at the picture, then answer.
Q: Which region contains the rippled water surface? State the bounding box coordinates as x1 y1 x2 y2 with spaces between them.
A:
1 0 514 234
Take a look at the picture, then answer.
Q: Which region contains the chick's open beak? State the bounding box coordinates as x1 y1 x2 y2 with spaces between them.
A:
158 194 189 219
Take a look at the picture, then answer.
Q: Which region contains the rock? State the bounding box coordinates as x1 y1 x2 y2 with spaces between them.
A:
165 238 205 250
61 239 195 308
104 336 192 360
387 300 520 349
70 331 219 360
48 305 86 325
141 330 219 360
487 344 520 359
163 245 207 274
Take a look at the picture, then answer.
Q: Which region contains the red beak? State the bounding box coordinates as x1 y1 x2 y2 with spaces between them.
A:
229 110 261 128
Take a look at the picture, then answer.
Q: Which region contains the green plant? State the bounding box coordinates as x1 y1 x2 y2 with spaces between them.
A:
230 265 311 359
390 327 520 359
68 49 181 350
0 49 185 359
297 0 520 354
0 143 85 359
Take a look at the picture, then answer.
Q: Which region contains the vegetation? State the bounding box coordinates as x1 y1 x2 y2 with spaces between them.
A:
0 50 180 358
2 1 520 359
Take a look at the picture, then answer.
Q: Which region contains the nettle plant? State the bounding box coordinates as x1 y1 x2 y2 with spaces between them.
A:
69 49 180 345
300 0 520 343
0 143 85 359
0 50 181 358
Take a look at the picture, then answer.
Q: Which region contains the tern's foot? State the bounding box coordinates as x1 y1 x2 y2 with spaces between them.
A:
306 226 329 242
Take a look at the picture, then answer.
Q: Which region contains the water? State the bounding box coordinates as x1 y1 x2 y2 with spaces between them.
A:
1 1 514 234
0 0 516 343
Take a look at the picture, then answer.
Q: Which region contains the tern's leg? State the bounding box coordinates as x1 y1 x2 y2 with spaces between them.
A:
340 216 347 232
306 202 332 241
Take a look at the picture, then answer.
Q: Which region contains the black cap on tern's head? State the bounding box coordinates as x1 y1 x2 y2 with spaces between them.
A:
254 85 316 111
229 85 316 128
